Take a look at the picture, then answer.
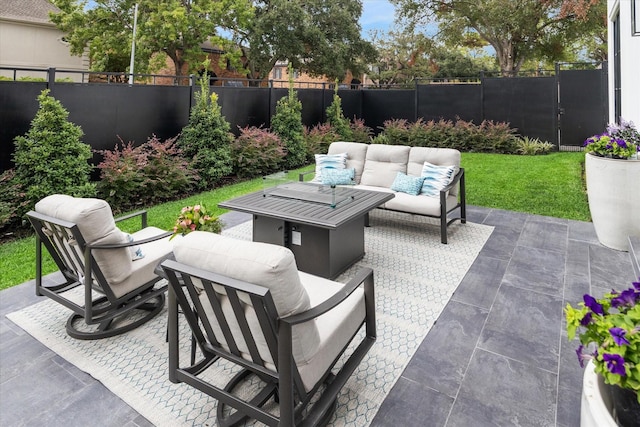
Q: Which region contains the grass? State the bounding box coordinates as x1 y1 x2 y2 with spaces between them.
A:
0 153 589 291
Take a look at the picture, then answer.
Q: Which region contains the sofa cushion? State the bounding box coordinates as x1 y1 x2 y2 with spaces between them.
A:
321 168 355 186
390 172 425 196
35 194 133 286
328 142 368 184
385 191 459 217
313 152 347 183
360 144 410 188
173 232 320 367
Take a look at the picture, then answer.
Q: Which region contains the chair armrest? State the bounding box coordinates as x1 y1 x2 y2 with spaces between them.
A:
298 170 316 182
115 210 148 228
280 267 374 326
88 230 172 250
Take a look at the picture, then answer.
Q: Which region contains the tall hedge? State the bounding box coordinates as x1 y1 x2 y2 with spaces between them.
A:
271 66 306 169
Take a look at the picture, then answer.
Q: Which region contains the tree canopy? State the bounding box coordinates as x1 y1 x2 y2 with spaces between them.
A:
232 0 377 81
50 0 374 83
50 0 252 77
391 0 606 76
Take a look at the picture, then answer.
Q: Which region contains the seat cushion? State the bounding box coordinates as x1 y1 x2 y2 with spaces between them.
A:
384 192 459 217
173 232 320 367
297 272 366 392
328 142 369 184
35 194 132 286
360 144 410 188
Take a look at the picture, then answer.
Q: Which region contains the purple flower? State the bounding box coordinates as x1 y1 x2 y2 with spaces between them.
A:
633 281 640 291
616 139 628 148
584 294 604 315
610 327 631 346
580 311 593 326
602 353 627 376
575 345 593 368
611 288 638 308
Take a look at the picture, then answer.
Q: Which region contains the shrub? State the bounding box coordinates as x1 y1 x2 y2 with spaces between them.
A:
97 135 197 212
373 117 519 153
232 127 286 178
326 83 353 140
271 65 306 169
349 118 373 143
179 70 234 190
304 123 341 160
0 169 29 237
516 137 555 155
12 89 95 220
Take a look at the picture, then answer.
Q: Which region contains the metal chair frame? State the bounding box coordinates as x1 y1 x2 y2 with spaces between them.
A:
27 209 171 340
161 259 376 427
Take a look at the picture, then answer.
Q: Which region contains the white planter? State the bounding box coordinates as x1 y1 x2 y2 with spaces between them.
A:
580 361 617 427
585 153 640 251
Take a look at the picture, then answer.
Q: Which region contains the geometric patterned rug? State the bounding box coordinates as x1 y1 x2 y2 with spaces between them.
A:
7 209 493 426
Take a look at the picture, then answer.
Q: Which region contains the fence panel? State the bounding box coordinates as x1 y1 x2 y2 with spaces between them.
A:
483 77 558 144
361 89 415 133
417 84 482 124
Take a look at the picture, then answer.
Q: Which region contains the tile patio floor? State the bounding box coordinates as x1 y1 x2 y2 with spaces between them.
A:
1 206 637 426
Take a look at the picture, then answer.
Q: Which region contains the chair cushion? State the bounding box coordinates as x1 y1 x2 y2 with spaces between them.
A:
35 194 132 286
360 144 410 188
328 142 369 184
384 191 459 217
173 232 320 366
390 172 425 196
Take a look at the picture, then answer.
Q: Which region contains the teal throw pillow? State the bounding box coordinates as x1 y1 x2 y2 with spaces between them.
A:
321 168 355 186
390 172 425 196
420 161 456 197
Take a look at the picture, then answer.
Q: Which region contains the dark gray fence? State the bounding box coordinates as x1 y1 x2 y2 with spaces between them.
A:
0 66 608 173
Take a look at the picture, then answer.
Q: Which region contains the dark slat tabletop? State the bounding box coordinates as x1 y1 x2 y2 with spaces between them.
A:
219 183 394 229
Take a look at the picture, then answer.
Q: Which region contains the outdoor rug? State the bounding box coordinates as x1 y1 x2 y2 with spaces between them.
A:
7 209 493 427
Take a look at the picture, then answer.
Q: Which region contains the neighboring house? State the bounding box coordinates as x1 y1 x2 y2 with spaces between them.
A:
0 0 89 82
607 0 640 124
269 61 361 88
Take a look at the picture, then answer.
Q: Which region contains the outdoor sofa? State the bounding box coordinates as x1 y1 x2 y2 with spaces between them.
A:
301 141 466 243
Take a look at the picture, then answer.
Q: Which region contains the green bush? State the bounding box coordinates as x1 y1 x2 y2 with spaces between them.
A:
97 135 197 212
12 89 95 219
304 123 341 160
349 118 373 143
178 72 234 189
0 169 30 236
326 84 352 140
373 117 519 153
271 66 306 169
516 136 555 155
232 127 286 178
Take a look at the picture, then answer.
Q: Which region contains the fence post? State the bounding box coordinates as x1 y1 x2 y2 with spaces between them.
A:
188 74 195 118
47 67 56 95
414 79 419 122
479 70 485 122
555 63 561 148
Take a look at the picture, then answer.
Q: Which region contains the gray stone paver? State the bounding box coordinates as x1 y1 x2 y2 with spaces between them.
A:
1 207 634 427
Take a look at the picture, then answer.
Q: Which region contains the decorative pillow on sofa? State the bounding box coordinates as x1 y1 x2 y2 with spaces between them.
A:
390 172 426 196
321 168 355 186
314 153 347 182
420 161 456 197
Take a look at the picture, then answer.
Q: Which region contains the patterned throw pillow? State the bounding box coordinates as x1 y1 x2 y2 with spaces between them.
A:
420 161 456 197
314 153 347 182
390 172 426 196
124 232 145 260
321 168 355 186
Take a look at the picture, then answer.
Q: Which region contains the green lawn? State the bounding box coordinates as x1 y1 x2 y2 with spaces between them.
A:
0 153 589 291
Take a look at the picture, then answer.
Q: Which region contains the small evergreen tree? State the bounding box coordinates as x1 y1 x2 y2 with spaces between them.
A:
326 81 353 141
12 89 95 216
179 67 234 189
271 65 306 169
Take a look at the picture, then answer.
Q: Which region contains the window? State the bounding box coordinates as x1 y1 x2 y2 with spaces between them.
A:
273 67 282 80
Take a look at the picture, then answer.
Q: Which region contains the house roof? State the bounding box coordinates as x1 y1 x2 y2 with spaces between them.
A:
0 0 60 24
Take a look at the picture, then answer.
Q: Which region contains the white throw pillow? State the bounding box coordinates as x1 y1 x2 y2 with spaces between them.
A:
420 161 456 197
314 152 347 182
